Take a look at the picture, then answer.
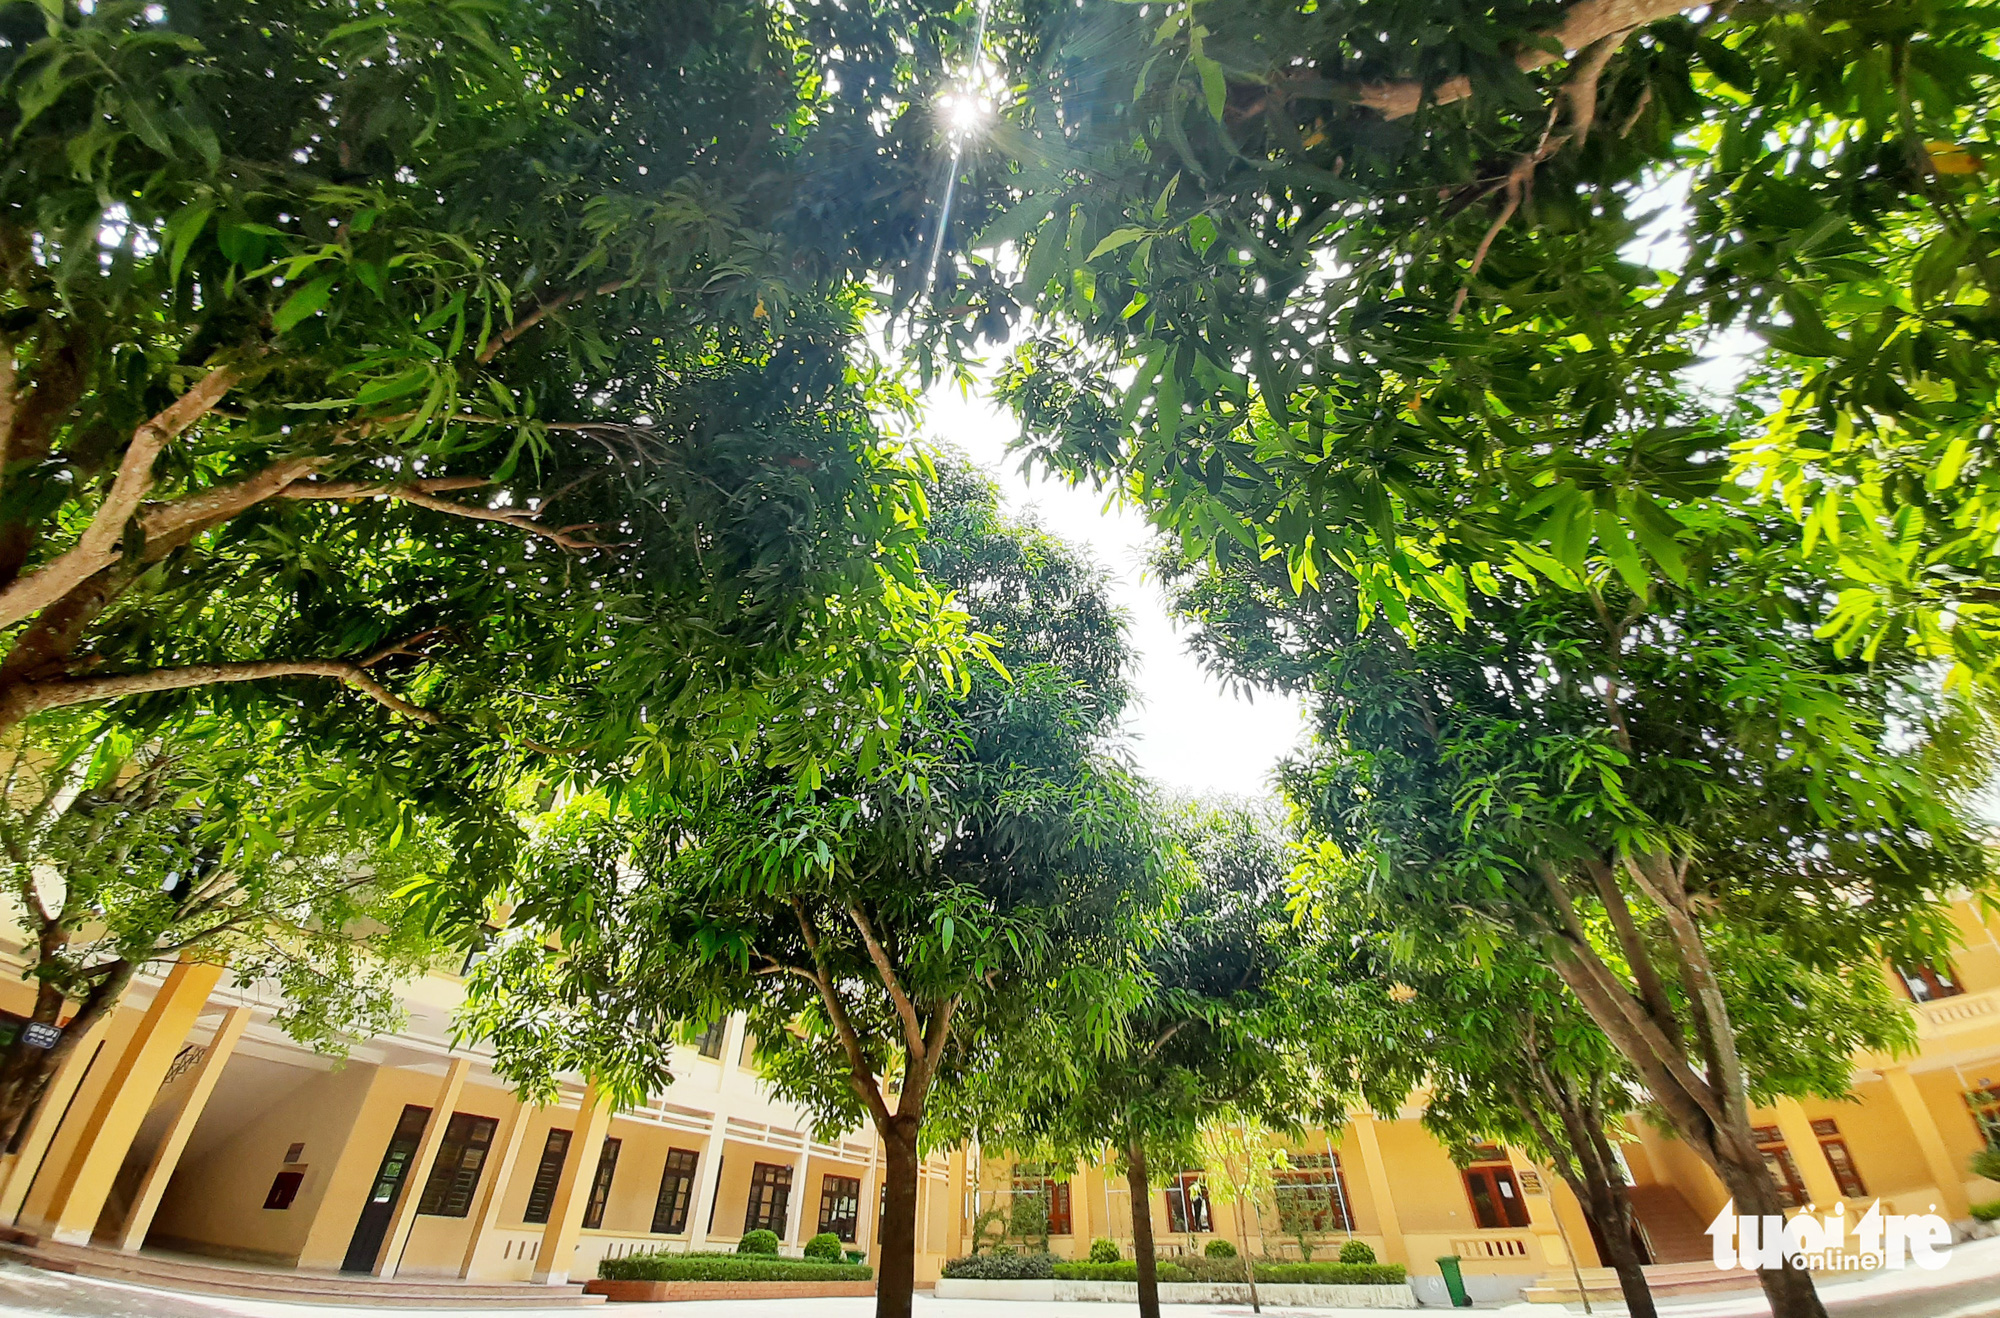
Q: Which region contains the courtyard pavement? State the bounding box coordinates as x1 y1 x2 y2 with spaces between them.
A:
0 1243 1995 1317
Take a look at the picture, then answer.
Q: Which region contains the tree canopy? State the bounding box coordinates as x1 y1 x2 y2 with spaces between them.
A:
461 465 1167 1318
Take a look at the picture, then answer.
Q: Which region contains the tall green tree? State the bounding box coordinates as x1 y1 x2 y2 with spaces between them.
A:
983 797 1322 1318
1160 529 1978 1318
461 465 1167 1318
0 0 972 784
973 0 2000 678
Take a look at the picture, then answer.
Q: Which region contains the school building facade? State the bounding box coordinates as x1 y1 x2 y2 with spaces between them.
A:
0 899 1993 1301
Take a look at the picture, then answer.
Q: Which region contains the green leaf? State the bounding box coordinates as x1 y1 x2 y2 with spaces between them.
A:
1089 227 1148 261
273 275 336 333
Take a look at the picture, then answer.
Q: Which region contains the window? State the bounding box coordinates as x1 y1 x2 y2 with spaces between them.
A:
263 1169 305 1210
1462 1148 1530 1229
1810 1119 1867 1199
523 1129 572 1225
1008 1172 1072 1236
739 1030 757 1067
653 1148 700 1235
582 1137 622 1230
1273 1153 1355 1233
1165 1173 1211 1234
1752 1127 1807 1210
283 1143 305 1164
1897 962 1965 1003
744 1161 793 1236
695 1021 727 1059
415 1114 498 1218
818 1174 862 1241
1967 1085 2000 1146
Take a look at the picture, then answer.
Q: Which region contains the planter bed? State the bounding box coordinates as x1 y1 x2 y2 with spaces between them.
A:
585 1278 877 1302
931 1277 1417 1307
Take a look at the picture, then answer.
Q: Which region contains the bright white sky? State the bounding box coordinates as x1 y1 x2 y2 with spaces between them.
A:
917 379 1305 800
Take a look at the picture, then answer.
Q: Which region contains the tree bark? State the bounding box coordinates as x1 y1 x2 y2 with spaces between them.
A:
0 959 133 1151
1126 1136 1161 1318
1713 1150 1829 1318
875 1115 922 1318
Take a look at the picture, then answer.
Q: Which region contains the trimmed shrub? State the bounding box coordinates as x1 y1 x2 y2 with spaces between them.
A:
1204 1239 1238 1259
599 1253 871 1282
940 1251 1057 1280
1973 1147 2000 1183
1338 1240 1378 1265
1088 1238 1120 1264
844 1249 867 1264
1053 1260 1195 1282
1255 1261 1406 1285
1972 1199 2000 1223
736 1229 781 1256
1172 1255 1247 1282
803 1232 844 1261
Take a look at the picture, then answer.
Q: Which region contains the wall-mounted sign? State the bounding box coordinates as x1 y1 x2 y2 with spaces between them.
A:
21 1022 61 1050
1516 1170 1543 1195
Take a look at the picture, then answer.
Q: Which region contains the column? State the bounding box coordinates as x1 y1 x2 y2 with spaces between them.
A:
44 958 225 1245
531 1082 614 1285
1348 1115 1408 1266
0 1015 112 1223
945 1150 970 1257
1771 1098 1845 1211
685 1120 728 1251
374 1057 472 1277
856 1147 880 1256
461 1099 534 1278
784 1148 811 1249
115 1005 252 1252
1884 1065 1973 1219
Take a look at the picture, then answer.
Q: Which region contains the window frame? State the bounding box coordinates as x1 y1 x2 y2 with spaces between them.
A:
817 1173 862 1242
652 1148 701 1235
1896 961 1965 1003
415 1113 498 1218
1164 1173 1211 1234
743 1161 793 1236
1751 1126 1808 1210
1809 1119 1868 1199
522 1129 572 1226
1272 1152 1355 1234
1461 1149 1530 1230
581 1137 622 1231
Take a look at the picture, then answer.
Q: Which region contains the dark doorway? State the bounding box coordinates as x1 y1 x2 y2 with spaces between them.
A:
342 1104 432 1273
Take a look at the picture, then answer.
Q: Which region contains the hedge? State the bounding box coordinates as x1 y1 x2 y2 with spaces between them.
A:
598 1253 873 1282
1973 1199 2000 1223
1052 1261 1195 1282
939 1251 1058 1280
1102 1256 1408 1285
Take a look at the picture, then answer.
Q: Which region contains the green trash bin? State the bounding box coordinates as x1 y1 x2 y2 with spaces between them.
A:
1436 1254 1472 1308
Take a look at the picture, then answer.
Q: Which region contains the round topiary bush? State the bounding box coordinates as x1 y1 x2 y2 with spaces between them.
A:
804 1232 844 1261
1204 1239 1237 1258
737 1229 781 1255
1339 1240 1378 1265
1088 1237 1120 1263
1973 1146 2000 1183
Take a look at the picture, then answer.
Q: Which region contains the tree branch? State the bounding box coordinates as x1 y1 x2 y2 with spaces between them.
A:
476 279 630 364
1354 0 1690 119
0 659 441 728
791 899 895 1132
275 478 610 551
848 904 929 1061
0 364 246 630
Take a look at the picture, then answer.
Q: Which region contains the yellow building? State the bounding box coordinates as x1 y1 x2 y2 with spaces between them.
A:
1 898 1997 1304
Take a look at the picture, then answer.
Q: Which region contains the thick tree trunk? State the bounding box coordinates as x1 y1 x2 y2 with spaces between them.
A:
1714 1153 1828 1318
1126 1137 1161 1318
874 1115 921 1318
0 962 129 1151
1556 1167 1655 1318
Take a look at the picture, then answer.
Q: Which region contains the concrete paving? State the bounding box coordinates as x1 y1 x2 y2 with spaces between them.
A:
0 1245 1995 1317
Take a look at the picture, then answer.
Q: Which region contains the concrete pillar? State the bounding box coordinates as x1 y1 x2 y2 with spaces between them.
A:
1771 1098 1846 1211
44 958 225 1245
856 1147 880 1256
114 1005 252 1252
1348 1115 1408 1266
531 1082 614 1285
460 1098 534 1279
1883 1065 1972 1219
375 1057 472 1277
784 1148 811 1248
685 1121 728 1251
945 1150 970 1256
0 1015 113 1224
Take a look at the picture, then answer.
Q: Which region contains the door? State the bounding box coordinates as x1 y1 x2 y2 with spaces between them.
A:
342 1104 432 1272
